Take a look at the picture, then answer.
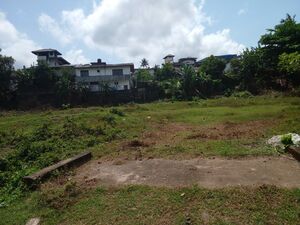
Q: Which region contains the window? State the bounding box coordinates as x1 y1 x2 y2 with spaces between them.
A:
80 70 89 77
97 69 100 73
112 69 123 76
123 85 128 90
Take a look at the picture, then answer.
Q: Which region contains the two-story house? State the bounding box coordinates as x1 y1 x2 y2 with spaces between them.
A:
74 59 134 92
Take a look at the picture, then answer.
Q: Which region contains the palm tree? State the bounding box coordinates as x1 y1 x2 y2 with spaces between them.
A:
140 58 149 68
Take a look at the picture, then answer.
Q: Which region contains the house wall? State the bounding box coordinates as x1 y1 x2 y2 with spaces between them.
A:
75 66 131 77
75 65 132 92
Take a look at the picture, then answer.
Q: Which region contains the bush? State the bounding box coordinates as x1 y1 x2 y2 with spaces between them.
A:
231 91 253 98
110 108 125 117
103 114 116 126
281 134 293 147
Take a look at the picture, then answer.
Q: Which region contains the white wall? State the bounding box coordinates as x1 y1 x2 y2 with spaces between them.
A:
89 80 130 92
75 66 131 77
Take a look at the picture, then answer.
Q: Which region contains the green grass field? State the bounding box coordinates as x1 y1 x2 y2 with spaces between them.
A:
1 95 300 224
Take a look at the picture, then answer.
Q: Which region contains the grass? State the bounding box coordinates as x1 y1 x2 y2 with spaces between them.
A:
1 185 299 225
0 95 300 224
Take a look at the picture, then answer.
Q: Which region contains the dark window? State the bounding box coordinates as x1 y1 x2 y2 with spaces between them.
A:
97 70 100 73
112 69 123 76
124 85 128 90
80 70 89 77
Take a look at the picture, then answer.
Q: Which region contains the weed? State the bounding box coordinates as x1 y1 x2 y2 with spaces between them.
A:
281 134 293 148
37 181 80 209
110 108 125 116
102 113 116 126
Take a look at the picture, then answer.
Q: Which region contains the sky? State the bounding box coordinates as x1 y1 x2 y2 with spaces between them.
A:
0 0 299 68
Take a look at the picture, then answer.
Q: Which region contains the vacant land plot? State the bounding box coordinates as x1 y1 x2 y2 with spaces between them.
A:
0 96 300 224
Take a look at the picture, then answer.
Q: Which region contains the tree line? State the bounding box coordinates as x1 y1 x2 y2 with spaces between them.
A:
1 14 300 109
136 14 300 99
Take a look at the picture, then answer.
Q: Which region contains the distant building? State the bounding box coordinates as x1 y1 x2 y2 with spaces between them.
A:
162 54 238 70
32 49 70 67
163 54 198 68
74 59 134 92
163 54 175 64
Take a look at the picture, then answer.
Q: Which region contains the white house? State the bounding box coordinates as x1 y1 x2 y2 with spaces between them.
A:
75 59 134 92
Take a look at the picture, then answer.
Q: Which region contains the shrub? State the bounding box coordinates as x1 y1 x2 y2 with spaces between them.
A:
231 91 253 98
33 123 51 141
281 134 293 147
103 114 116 126
110 108 125 116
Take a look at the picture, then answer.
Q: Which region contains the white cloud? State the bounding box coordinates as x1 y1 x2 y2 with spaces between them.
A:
65 49 90 64
39 0 245 66
38 13 72 45
238 9 246 16
0 12 40 68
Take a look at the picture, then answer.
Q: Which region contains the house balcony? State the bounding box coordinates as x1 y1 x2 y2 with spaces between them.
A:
75 74 132 83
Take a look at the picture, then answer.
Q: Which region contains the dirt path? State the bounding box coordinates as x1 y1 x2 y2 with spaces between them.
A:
74 157 300 188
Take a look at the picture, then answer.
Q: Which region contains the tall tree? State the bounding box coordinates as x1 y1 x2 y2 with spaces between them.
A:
259 14 300 67
199 55 226 80
140 58 149 68
0 49 14 105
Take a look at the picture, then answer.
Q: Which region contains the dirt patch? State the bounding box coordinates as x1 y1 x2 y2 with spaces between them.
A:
186 120 273 140
73 157 300 188
121 120 273 152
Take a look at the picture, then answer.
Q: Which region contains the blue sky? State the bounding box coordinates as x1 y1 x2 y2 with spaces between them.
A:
0 0 299 67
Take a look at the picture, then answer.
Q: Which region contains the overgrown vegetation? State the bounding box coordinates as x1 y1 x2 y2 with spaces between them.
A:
1 185 299 225
0 110 125 204
0 96 300 206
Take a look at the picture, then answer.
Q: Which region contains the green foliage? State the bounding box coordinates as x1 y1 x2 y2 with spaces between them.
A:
199 55 226 80
0 49 14 105
281 134 293 147
155 63 176 81
231 91 253 98
102 113 116 126
140 58 149 68
55 68 75 105
110 108 125 116
259 14 300 63
278 52 300 86
181 65 198 98
136 69 152 83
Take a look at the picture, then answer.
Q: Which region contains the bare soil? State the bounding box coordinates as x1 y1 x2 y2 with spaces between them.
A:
121 120 274 151
73 157 300 188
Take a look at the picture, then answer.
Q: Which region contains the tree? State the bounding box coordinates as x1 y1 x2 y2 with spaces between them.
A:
199 55 226 80
55 68 75 104
0 50 14 105
278 52 300 87
181 65 197 98
140 58 149 68
32 63 57 92
155 63 176 81
259 14 300 67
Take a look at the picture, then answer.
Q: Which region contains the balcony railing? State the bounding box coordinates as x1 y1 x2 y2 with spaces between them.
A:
75 74 131 83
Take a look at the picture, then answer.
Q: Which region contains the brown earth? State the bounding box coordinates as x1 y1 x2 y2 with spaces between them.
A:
121 120 273 150
73 157 300 188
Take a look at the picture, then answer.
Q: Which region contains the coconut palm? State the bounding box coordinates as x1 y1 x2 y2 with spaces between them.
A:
140 58 149 68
